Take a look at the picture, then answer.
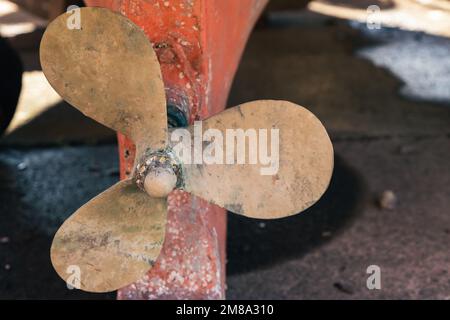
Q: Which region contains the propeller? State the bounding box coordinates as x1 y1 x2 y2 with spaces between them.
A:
40 7 334 293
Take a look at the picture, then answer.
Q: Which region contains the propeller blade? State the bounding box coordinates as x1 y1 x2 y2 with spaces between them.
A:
51 179 167 293
40 7 167 149
175 100 334 219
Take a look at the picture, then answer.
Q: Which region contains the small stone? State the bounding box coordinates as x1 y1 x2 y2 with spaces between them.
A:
0 237 9 244
17 162 27 171
378 190 397 210
322 231 332 238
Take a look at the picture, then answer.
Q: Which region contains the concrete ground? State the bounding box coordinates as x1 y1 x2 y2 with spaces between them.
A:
0 1 449 299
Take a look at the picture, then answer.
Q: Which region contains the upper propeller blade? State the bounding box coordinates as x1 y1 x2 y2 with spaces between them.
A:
40 7 167 149
51 179 167 293
176 100 334 219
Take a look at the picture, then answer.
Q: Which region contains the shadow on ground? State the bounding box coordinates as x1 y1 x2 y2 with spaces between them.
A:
1 101 115 147
0 146 118 299
227 155 366 275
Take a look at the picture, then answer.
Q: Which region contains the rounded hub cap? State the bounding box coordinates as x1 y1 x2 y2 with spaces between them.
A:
143 167 177 198
135 150 182 198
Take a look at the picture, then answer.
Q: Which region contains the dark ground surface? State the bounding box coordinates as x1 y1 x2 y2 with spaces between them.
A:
0 9 449 299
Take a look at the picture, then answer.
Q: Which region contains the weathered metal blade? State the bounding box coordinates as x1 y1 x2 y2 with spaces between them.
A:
51 179 167 293
175 100 334 219
40 7 167 149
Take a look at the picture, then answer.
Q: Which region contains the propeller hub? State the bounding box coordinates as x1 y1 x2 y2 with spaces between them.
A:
143 167 177 198
135 151 182 198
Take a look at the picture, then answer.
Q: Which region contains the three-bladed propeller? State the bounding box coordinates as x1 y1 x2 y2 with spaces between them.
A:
40 7 333 293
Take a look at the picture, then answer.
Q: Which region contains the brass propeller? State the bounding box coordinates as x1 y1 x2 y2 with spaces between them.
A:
51 180 166 292
40 7 167 150
179 100 334 219
40 7 333 293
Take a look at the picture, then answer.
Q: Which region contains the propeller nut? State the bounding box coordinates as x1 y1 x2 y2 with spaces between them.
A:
135 151 182 198
143 167 177 198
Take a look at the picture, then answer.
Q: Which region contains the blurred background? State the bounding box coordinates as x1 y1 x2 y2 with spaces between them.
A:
0 0 449 299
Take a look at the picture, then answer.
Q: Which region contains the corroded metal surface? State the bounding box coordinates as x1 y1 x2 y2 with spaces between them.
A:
51 179 167 293
180 100 334 219
40 7 167 149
